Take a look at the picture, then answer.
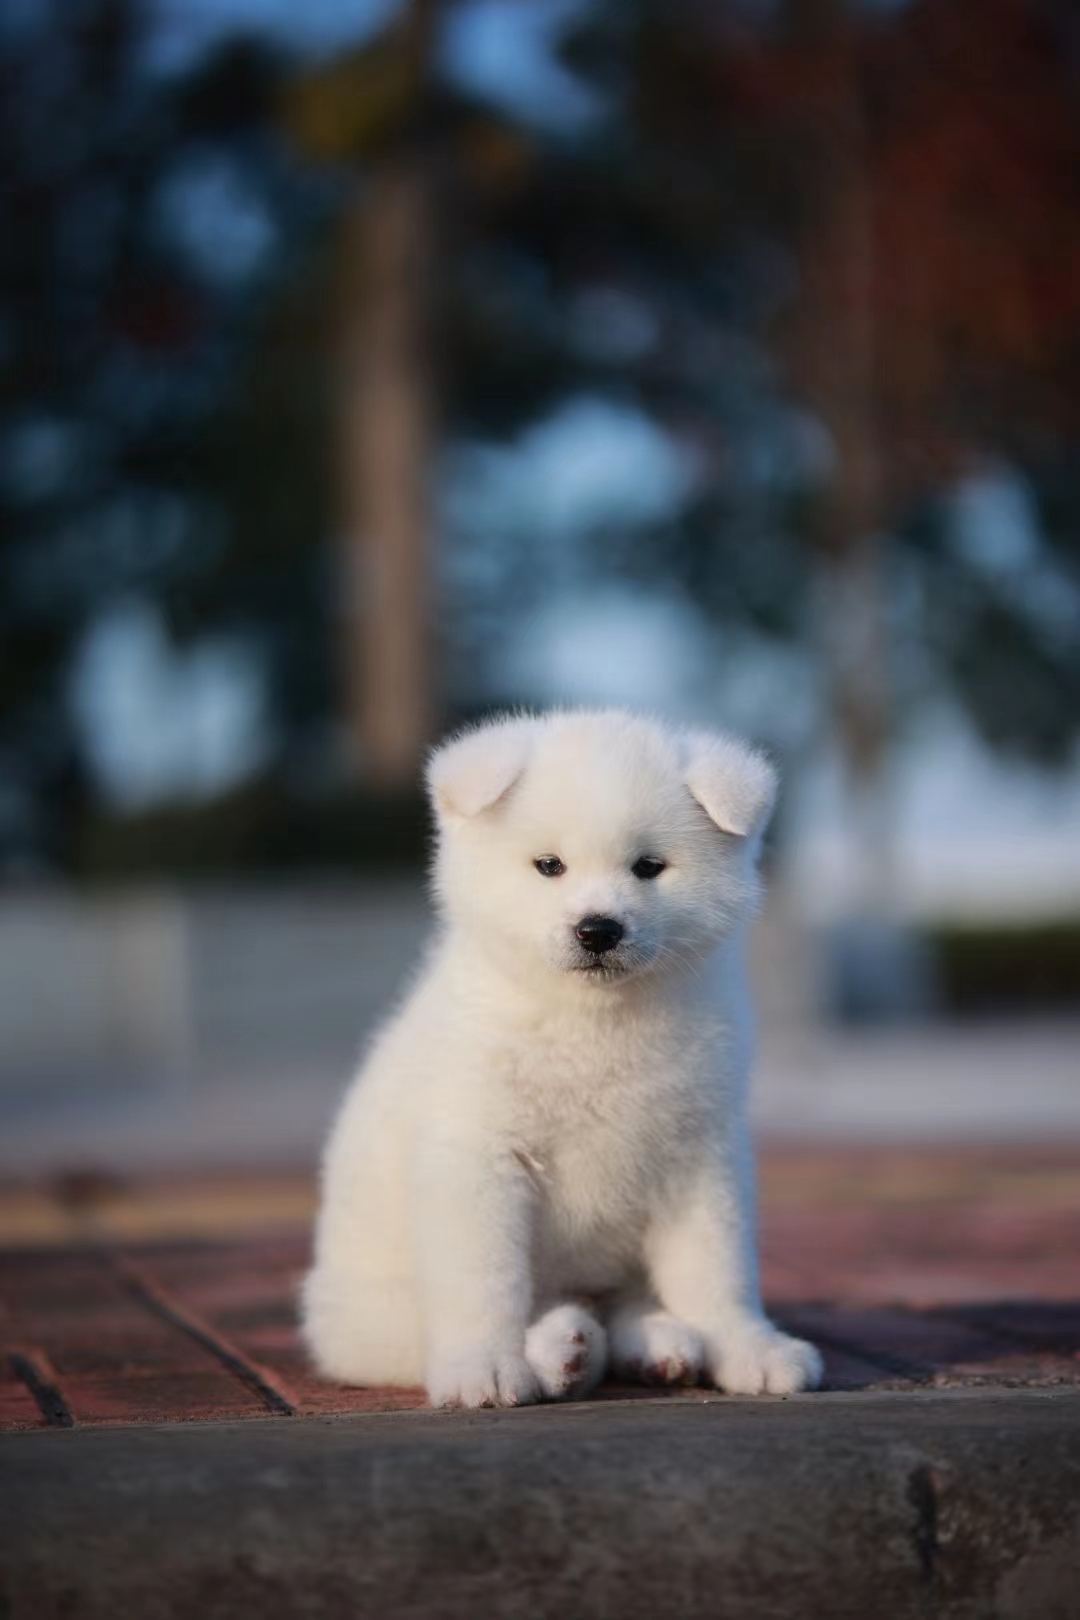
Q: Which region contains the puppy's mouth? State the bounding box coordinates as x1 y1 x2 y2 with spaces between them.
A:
571 952 631 978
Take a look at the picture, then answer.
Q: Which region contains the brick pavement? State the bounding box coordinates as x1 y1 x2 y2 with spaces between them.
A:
2 1147 1078 1430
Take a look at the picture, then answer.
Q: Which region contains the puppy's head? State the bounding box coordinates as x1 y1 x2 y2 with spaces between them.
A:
427 710 776 985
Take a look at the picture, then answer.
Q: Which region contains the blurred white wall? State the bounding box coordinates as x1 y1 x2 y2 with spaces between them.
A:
0 884 428 1091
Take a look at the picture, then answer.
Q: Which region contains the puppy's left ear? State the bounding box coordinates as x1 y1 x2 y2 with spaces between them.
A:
683 732 778 840
427 718 532 821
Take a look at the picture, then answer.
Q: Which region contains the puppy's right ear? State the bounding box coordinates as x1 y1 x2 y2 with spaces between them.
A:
426 720 532 821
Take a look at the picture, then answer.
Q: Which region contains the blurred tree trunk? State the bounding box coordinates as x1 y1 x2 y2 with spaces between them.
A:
791 0 892 913
338 158 434 787
336 0 438 790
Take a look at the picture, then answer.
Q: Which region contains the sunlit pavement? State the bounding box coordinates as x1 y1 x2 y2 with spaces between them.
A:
2 1143 1078 1430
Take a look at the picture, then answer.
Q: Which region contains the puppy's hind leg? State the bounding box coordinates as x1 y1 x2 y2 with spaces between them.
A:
607 1296 706 1387
525 1302 607 1400
301 1271 425 1388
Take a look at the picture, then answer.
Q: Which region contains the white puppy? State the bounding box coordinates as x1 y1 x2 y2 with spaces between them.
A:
302 709 822 1407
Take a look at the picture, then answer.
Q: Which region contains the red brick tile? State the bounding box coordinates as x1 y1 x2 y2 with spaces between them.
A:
1 1353 50 1429
2 1249 270 1425
4 1147 1080 1428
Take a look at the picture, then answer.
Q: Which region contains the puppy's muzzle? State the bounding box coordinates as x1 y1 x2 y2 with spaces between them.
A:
575 916 624 955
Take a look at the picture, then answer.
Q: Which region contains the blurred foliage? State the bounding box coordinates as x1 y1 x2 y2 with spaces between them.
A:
1 0 1078 877
0 5 340 870
456 0 1080 759
76 779 429 879
930 920 1080 1014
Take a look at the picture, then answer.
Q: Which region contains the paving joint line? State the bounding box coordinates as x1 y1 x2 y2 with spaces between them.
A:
7 1347 76 1427
110 1251 298 1416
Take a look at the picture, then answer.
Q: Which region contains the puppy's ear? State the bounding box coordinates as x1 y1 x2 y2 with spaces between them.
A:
683 732 778 840
427 719 532 820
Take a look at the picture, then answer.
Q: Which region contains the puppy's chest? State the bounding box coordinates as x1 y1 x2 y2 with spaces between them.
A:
508 1018 715 1228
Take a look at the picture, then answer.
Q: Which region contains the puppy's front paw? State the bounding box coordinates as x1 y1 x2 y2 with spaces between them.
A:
525 1303 607 1399
713 1325 823 1396
427 1348 541 1410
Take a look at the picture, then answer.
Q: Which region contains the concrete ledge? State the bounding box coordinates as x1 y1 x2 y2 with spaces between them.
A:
4 1390 1080 1619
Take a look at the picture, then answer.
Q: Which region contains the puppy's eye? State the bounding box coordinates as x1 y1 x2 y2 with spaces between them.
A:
534 855 566 878
631 855 666 880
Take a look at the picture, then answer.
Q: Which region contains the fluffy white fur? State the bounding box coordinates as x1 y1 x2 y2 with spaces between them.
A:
302 709 822 1407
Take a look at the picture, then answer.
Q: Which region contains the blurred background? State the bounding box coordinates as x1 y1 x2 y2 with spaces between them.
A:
1 0 1079 1175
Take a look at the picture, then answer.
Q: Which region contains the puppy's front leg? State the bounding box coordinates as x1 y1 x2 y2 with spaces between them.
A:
417 1136 541 1408
648 1125 822 1396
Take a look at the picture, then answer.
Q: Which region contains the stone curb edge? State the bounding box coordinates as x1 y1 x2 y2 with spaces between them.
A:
3 1389 1079 1619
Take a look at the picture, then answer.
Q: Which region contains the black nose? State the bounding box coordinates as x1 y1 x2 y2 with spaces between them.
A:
575 915 624 955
